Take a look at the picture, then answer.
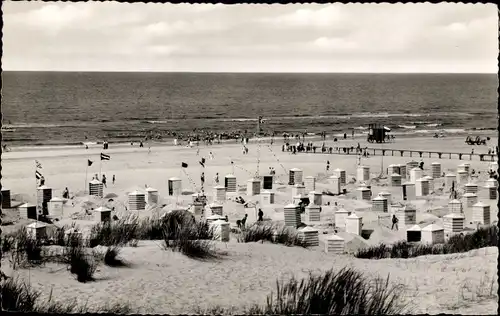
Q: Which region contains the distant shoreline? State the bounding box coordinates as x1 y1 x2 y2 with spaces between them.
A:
2 131 497 153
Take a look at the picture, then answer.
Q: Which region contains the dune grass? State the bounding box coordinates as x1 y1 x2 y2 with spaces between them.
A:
236 222 309 248
355 225 498 259
199 267 409 315
1 276 133 313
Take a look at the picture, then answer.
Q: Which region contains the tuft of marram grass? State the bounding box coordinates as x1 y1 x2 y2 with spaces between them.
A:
355 225 498 259
104 246 127 267
237 222 309 248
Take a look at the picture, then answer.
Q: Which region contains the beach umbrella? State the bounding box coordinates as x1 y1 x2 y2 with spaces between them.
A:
104 193 118 199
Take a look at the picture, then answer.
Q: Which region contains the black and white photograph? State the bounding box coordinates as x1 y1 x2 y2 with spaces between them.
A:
1 1 498 314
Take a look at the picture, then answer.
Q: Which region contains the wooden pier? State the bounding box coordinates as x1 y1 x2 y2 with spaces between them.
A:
302 146 497 162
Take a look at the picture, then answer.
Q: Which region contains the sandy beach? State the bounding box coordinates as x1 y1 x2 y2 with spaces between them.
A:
1 134 498 314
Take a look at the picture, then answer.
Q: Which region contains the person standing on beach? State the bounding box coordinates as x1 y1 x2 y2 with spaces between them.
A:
391 215 399 230
102 175 107 188
258 208 264 222
201 172 205 188
112 175 115 185
326 161 330 172
215 173 219 184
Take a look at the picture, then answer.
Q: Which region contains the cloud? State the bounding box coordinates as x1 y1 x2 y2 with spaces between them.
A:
2 2 497 73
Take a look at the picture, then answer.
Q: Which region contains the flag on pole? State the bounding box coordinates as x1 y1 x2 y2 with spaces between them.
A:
181 162 188 168
88 159 93 166
36 170 43 180
199 158 205 168
100 153 110 161
35 160 42 169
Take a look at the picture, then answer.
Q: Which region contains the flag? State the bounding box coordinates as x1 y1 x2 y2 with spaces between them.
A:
182 162 188 168
100 153 110 161
199 158 206 168
35 160 42 169
36 170 43 180
88 159 93 166
231 161 234 164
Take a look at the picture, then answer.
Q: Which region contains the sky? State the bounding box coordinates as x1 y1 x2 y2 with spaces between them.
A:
3 2 498 73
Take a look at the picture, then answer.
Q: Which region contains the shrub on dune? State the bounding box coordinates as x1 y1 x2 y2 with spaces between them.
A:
237 222 309 248
1 276 40 312
104 246 127 267
162 221 217 260
355 225 498 259
255 267 408 315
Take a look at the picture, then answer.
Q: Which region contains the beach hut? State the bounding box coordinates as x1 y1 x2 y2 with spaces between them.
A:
262 175 273 190
372 196 388 213
48 197 64 218
402 182 416 201
423 176 434 192
387 164 401 177
1 189 11 209
396 204 416 227
448 199 463 213
261 190 275 205
472 202 490 225
421 224 445 244
37 185 53 216
462 193 478 209
464 183 478 194
485 184 497 200
305 204 321 222
94 206 112 222
456 170 469 185
390 173 402 187
89 180 104 198
443 213 465 233
410 168 423 184
19 203 37 220
334 207 351 229
247 178 261 196
407 225 422 242
224 174 237 193
210 220 230 242
329 175 341 195
346 213 362 235
208 202 223 216
378 191 392 204
284 204 301 228
214 186 226 202
431 162 442 178
357 187 371 201
145 187 159 205
333 168 346 186
485 178 498 188
288 168 303 186
325 234 345 254
26 222 48 240
168 177 182 196
357 166 370 182
298 226 319 247
292 184 306 197
128 190 146 211
206 214 225 225
397 164 407 179
304 176 316 193
292 195 303 206
415 178 429 197
444 173 456 188
308 191 322 206
458 163 470 174
406 161 419 176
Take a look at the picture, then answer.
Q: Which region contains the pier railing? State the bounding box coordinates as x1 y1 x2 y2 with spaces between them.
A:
300 146 497 162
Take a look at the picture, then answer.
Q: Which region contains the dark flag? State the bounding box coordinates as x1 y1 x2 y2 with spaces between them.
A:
199 158 206 168
231 160 234 164
182 162 188 168
36 170 43 180
88 159 93 166
100 153 110 161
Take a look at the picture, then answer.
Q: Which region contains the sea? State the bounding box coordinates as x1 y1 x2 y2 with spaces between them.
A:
1 72 498 148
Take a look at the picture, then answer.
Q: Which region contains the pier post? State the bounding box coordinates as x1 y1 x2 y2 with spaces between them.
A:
419 152 423 158
400 151 404 157
438 153 442 159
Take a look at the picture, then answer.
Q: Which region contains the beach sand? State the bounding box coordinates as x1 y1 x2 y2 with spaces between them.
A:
1 134 498 314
